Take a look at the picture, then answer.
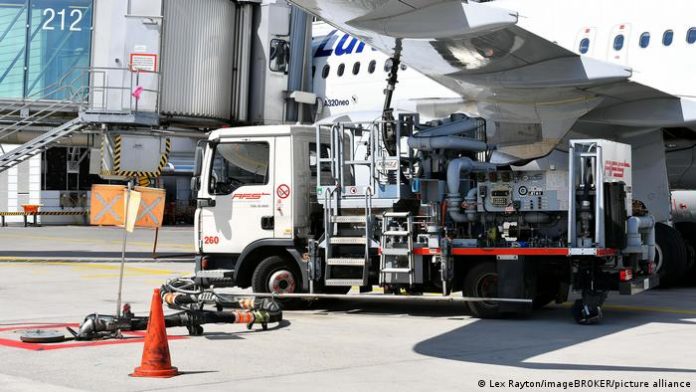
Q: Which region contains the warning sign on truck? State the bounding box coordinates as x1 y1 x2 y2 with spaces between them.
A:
129 53 158 72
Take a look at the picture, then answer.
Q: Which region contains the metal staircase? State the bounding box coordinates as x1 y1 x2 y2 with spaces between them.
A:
0 117 85 173
322 187 377 287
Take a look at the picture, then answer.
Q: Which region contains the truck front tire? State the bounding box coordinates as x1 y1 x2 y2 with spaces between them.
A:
251 255 301 295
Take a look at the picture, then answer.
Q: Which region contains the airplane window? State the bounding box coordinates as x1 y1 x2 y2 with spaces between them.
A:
337 63 345 77
384 58 393 72
312 65 316 79
613 34 624 51
368 60 376 74
688 28 696 44
639 33 650 48
321 64 330 79
352 62 360 75
663 30 674 46
579 38 590 54
400 63 407 71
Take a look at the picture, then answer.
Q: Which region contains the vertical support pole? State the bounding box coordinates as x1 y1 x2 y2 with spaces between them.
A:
116 181 132 317
152 227 159 260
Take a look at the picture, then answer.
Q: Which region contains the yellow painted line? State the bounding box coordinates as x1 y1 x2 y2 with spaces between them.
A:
0 233 194 250
45 262 179 275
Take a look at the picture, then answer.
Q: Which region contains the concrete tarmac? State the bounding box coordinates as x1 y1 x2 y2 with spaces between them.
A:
0 226 194 261
1 261 696 391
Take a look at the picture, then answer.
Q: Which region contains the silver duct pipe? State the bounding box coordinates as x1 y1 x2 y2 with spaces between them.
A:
413 117 482 138
408 136 488 151
446 157 497 222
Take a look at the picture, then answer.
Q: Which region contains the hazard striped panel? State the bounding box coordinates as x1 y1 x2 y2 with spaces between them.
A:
101 136 171 180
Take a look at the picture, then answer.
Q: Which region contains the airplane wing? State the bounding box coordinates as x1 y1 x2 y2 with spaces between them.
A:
291 0 696 160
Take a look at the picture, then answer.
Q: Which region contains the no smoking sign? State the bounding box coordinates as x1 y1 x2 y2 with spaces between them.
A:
276 184 290 199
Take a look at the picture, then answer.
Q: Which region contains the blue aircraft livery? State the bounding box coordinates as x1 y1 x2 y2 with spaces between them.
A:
313 29 373 57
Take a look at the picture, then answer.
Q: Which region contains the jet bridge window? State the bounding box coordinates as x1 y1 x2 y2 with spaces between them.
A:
613 34 625 51
639 33 651 48
337 63 345 77
578 38 590 54
663 30 674 46
208 142 269 195
687 28 696 44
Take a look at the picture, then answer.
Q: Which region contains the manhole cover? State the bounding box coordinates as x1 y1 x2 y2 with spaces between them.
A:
20 330 66 343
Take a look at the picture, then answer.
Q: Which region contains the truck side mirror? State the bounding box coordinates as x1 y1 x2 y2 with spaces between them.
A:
269 39 289 73
191 145 204 193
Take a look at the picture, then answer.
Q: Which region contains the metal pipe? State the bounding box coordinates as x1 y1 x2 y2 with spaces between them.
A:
215 291 532 304
446 158 497 222
408 136 488 152
625 215 656 261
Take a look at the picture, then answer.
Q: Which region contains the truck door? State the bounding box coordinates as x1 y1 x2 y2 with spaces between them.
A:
198 138 275 254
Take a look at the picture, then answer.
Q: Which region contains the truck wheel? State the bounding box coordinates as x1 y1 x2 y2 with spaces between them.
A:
655 223 689 287
252 255 301 298
675 222 696 283
463 262 502 319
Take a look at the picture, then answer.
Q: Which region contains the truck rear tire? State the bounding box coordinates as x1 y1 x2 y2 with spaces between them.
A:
251 255 302 304
655 223 689 287
675 222 696 283
463 262 502 319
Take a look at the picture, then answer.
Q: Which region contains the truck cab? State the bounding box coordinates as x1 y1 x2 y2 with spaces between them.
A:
193 125 324 292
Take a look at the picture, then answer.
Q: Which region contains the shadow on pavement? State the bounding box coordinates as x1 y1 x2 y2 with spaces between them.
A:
413 306 696 373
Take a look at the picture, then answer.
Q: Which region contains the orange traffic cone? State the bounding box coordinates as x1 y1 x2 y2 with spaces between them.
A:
130 288 179 378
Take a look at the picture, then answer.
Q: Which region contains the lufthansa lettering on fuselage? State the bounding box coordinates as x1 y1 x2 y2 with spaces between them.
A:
314 29 371 58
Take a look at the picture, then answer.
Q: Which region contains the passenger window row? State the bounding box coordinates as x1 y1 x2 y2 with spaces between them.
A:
313 59 407 79
579 27 696 53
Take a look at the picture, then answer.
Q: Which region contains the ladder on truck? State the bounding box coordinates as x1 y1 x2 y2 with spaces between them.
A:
380 212 416 286
0 117 85 173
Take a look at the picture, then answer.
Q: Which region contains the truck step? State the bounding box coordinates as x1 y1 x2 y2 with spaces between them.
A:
325 279 366 286
195 269 234 278
384 212 410 218
383 230 409 236
331 215 366 223
330 237 367 245
327 258 366 266
381 268 412 273
381 248 410 256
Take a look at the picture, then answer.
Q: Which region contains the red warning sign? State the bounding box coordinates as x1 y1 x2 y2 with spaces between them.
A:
276 184 290 199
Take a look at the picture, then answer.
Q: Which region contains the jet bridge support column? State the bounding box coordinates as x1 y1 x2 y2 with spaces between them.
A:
285 5 312 123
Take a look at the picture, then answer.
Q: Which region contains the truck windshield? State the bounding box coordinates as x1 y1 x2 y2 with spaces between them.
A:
209 142 269 195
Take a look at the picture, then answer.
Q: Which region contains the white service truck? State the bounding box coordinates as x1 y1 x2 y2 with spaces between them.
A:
191 114 659 324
